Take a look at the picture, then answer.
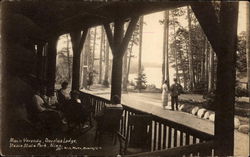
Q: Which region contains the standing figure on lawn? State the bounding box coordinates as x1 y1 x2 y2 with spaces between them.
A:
162 80 169 110
87 72 94 90
170 78 183 111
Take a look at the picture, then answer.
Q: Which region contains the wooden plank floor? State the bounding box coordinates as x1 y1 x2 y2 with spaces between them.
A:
57 120 121 156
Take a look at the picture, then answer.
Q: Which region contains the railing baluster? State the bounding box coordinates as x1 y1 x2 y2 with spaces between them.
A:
153 121 157 151
158 123 162 150
186 133 190 145
163 124 167 149
180 131 183 146
173 129 177 147
168 127 172 148
124 110 128 136
193 136 197 144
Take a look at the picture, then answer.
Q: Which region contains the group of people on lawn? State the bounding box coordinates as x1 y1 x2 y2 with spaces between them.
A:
162 78 183 111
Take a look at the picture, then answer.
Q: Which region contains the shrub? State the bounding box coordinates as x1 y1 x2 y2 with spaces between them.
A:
235 86 248 97
134 73 147 90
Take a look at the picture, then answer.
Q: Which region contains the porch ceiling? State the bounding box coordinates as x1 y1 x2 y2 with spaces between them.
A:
3 1 189 39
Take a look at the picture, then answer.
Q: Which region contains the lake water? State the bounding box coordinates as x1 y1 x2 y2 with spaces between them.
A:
129 67 175 88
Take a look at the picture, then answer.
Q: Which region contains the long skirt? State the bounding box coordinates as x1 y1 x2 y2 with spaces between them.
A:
162 93 168 107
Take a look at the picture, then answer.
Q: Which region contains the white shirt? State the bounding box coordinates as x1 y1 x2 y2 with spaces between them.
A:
162 84 168 94
32 94 46 112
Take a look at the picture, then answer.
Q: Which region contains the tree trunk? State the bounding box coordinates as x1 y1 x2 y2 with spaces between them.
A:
99 27 104 84
162 10 170 88
92 27 97 72
200 37 206 82
179 49 187 89
246 2 250 102
122 23 130 91
208 46 214 93
138 16 143 93
103 35 110 87
122 50 128 91
204 39 209 91
187 6 194 91
172 11 179 83
82 30 90 89
127 42 134 86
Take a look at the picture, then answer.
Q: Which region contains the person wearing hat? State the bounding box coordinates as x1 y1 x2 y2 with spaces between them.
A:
169 78 183 111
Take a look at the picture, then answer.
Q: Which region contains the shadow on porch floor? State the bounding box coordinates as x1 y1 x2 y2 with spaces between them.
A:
57 120 121 156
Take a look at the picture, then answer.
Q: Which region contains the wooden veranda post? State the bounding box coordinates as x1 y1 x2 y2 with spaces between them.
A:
104 17 139 103
36 43 44 81
70 28 88 91
191 2 239 156
46 36 58 96
214 2 239 156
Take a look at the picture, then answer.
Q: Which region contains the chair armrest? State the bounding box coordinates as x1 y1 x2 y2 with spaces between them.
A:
116 131 126 141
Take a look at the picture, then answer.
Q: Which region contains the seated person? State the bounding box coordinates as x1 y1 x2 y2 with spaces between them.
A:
57 81 70 105
31 86 62 132
39 87 56 109
63 90 88 128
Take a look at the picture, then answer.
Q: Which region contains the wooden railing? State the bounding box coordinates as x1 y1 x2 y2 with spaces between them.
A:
124 141 215 157
79 92 215 156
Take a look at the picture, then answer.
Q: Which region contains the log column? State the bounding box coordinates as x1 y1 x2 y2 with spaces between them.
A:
191 2 238 156
36 43 44 81
70 28 88 91
46 37 58 96
214 2 238 156
104 16 139 103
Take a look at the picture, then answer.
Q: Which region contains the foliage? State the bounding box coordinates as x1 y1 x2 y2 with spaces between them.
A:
134 72 147 90
102 80 109 87
129 80 135 86
56 34 72 84
236 31 247 77
167 7 218 94
56 53 72 84
235 80 248 97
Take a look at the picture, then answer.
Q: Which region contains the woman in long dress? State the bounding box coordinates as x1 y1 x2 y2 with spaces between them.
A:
162 80 169 109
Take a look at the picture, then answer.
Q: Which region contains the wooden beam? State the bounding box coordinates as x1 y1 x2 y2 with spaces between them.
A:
246 2 250 103
109 17 139 103
46 36 58 96
191 2 220 54
104 23 114 53
119 16 139 57
214 2 239 156
70 28 88 91
113 19 124 56
36 44 44 80
110 19 124 102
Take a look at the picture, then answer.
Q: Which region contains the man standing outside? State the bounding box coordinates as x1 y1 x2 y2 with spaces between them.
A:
170 78 183 111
